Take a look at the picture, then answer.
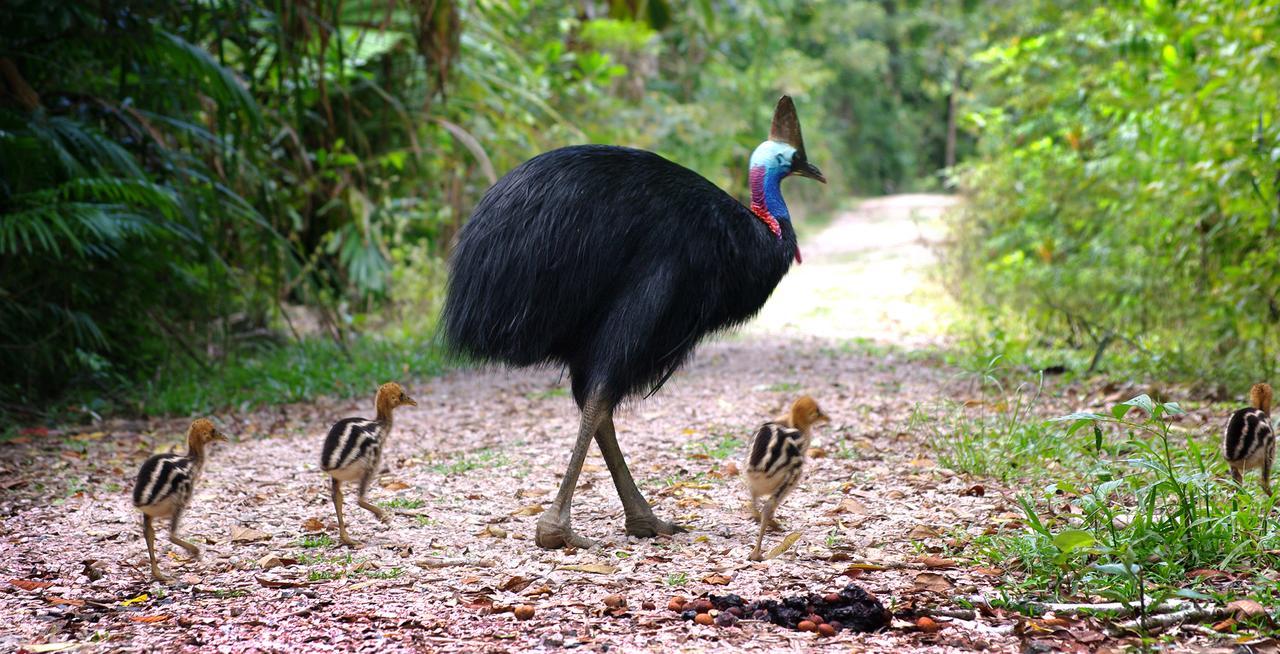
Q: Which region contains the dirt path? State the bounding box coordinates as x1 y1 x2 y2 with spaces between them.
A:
2 195 1025 653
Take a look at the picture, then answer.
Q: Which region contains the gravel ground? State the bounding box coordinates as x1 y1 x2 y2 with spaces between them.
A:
2 196 1145 653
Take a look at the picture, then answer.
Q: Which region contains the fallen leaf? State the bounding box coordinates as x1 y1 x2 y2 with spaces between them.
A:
481 525 508 538
972 567 1004 576
1069 628 1106 643
119 593 149 606
301 518 325 532
9 578 54 591
765 532 804 559
701 573 732 586
723 461 740 476
49 597 86 607
255 576 316 589
382 480 411 491
1188 569 1231 581
959 484 985 497
912 572 953 594
806 447 827 459
1213 617 1238 632
230 526 271 543
919 556 956 569
1227 599 1268 621
908 525 941 540
582 464 605 473
20 644 81 653
510 504 545 517
828 498 868 515
501 576 535 593
129 614 171 624
558 563 619 575
258 554 297 570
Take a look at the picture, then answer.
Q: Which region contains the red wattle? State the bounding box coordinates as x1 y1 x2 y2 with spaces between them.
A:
794 244 802 264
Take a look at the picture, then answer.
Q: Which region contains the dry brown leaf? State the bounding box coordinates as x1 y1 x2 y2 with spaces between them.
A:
907 525 941 540
806 447 827 459
765 532 804 559
230 526 271 543
912 572 953 594
9 578 54 591
480 524 508 538
828 498 867 515
129 614 171 624
301 517 325 532
723 461 740 476
701 573 732 586
1227 599 1269 621
22 643 82 653
501 576 535 593
382 480 410 491
1213 617 1238 632
972 567 1005 576
255 576 315 589
959 484 985 497
558 563 619 575
919 555 956 569
257 554 296 570
510 504 545 517
582 464 605 473
48 597 86 607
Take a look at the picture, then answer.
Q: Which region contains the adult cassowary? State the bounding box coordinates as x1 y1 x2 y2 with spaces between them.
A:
443 96 825 548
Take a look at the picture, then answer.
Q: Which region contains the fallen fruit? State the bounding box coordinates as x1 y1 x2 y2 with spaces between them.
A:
514 605 535 621
691 598 714 614
715 612 738 627
806 614 825 625
668 596 688 612
642 600 656 610
823 593 840 604
798 620 817 632
817 623 836 637
603 594 626 609
915 617 939 633
695 613 714 626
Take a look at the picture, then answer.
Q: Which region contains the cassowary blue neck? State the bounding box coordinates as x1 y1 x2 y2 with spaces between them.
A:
750 166 790 222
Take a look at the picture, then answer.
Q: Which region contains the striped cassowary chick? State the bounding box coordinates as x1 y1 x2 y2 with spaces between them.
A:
132 418 230 581
745 396 829 561
320 382 417 547
1224 382 1274 495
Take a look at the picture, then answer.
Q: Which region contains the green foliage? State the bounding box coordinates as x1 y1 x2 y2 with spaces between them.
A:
943 383 1280 614
947 0 1280 389
1 0 977 418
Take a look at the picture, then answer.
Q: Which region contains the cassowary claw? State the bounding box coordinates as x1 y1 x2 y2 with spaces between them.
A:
625 514 687 538
536 513 598 550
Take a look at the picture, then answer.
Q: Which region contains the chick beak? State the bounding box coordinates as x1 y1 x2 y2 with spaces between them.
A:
404 396 418 407
792 158 826 184
214 431 231 443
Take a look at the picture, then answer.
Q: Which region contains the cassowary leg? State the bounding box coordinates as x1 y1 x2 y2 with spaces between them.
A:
596 411 686 538
536 396 607 549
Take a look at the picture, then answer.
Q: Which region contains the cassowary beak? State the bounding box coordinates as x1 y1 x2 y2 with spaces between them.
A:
792 159 826 184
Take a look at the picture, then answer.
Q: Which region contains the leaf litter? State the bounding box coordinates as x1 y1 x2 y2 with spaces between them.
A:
0 197 1240 652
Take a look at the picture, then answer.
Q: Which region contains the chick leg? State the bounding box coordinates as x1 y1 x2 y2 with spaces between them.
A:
749 498 779 561
537 396 607 549
595 411 685 537
356 466 390 524
330 479 361 548
1263 444 1274 497
143 515 171 582
168 505 201 561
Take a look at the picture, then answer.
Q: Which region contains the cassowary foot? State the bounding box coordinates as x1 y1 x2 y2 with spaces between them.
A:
625 513 687 538
536 514 597 550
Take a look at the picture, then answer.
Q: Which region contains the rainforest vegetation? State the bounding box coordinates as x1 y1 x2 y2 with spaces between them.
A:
1 0 1276 418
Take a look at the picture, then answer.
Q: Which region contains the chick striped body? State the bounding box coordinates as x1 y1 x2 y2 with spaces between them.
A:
746 423 809 509
133 454 198 518
321 418 386 481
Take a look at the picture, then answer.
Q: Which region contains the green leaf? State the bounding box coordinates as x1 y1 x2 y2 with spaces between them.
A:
1053 529 1096 554
1093 562 1140 576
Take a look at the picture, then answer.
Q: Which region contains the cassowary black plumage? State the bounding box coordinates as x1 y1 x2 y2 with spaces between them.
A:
443 96 825 548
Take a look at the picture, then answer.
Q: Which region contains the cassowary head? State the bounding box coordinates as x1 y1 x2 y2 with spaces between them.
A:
750 96 826 186
748 97 825 243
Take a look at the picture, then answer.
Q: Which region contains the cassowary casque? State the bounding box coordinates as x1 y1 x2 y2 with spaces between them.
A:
443 96 825 548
